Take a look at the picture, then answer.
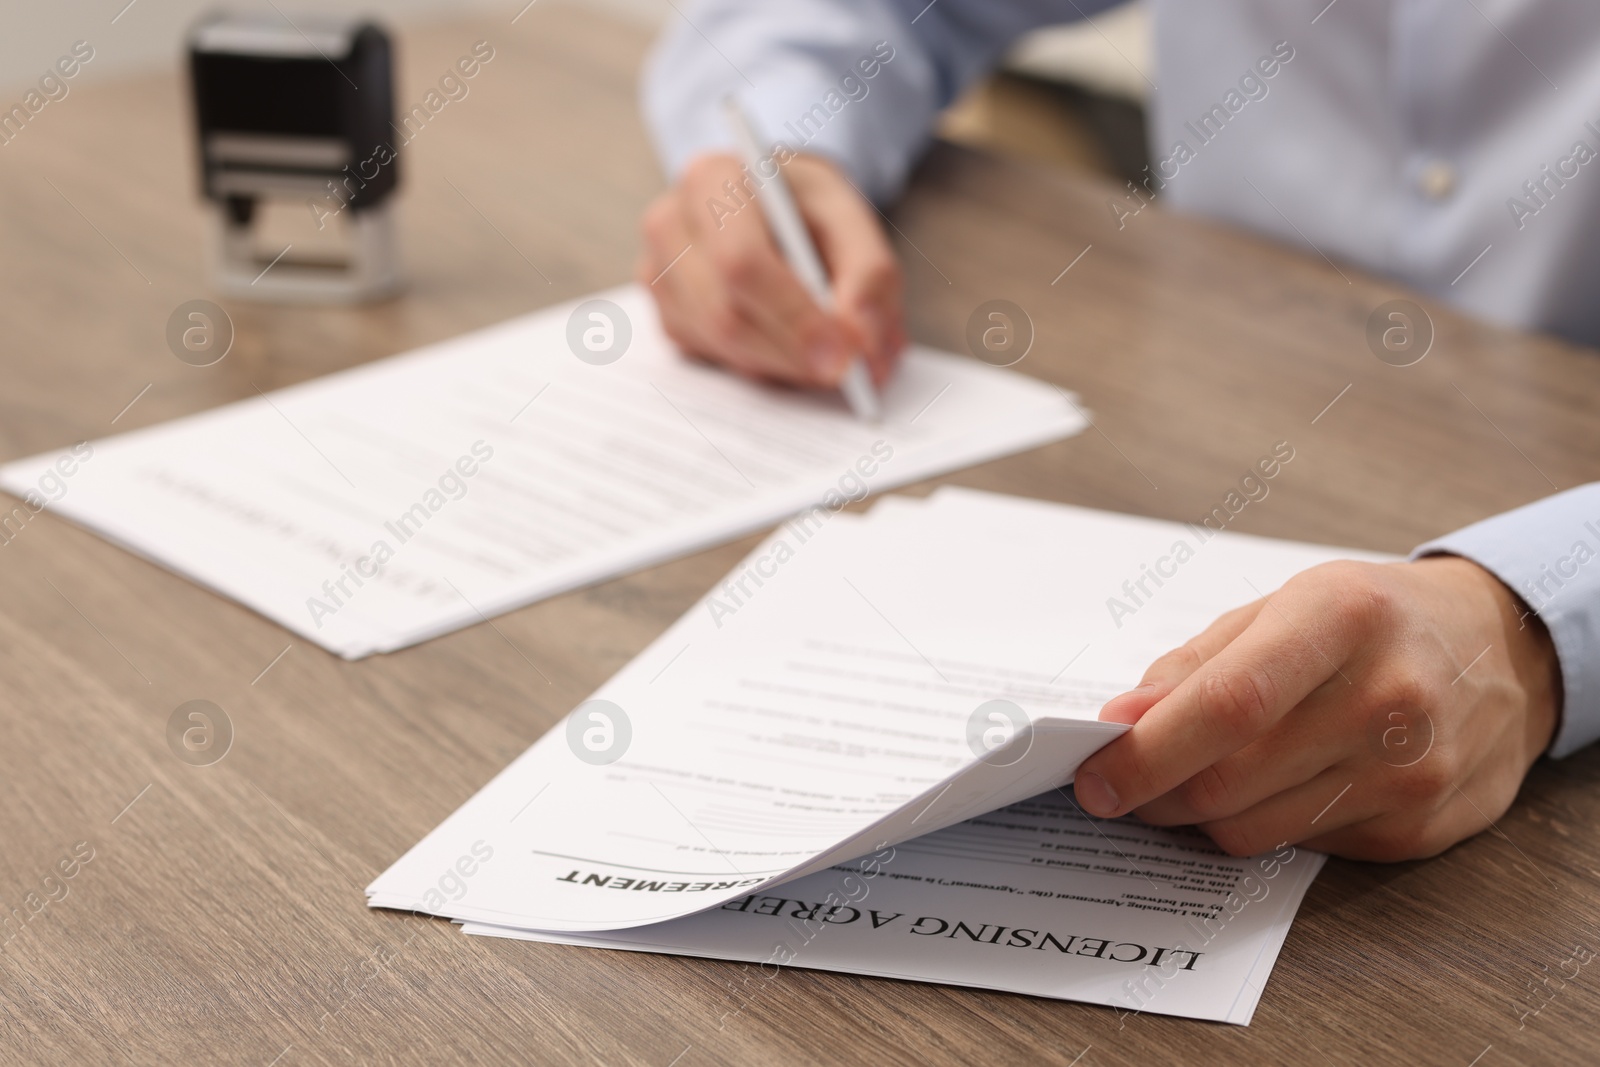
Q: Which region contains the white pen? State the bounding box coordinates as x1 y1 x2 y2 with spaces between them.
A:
722 95 881 422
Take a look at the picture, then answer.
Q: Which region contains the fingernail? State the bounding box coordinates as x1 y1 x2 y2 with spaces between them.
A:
1075 771 1119 817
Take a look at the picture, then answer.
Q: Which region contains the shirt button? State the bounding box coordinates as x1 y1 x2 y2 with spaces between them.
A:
1417 160 1456 200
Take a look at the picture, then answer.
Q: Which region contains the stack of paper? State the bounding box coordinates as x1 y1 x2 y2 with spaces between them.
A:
0 286 1085 658
369 488 1394 1023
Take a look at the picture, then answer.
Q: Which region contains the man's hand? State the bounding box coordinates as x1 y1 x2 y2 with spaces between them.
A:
1073 557 1561 862
636 152 904 389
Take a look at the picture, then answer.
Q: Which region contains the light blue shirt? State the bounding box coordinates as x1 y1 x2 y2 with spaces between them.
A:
642 0 1600 757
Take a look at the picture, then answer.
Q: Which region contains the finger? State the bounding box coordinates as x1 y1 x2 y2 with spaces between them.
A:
1075 576 1367 818
647 201 818 384
1137 600 1263 689
723 250 853 386
641 193 717 354
655 254 811 383
1196 765 1374 857
1135 682 1360 826
817 225 901 385
1096 683 1167 727
1098 600 1263 726
1300 799 1482 863
689 161 854 386
839 288 901 387
638 192 687 298
646 162 832 385
790 158 904 383
1304 748 1517 862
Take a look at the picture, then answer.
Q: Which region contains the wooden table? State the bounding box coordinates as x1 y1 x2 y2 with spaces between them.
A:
2 5 1597 1065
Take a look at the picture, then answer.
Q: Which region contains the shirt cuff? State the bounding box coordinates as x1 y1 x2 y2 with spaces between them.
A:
1412 483 1600 758
643 43 935 204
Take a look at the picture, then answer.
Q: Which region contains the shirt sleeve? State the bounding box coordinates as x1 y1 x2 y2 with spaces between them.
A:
639 0 1123 203
1412 483 1600 758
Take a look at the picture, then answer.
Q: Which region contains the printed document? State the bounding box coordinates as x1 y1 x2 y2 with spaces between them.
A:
465 792 1320 1026
0 287 1084 658
367 489 1394 1021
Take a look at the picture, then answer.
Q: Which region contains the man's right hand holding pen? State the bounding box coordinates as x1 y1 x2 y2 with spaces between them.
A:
635 151 905 391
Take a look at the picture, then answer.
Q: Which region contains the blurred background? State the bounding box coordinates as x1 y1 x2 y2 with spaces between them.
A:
1 0 1152 186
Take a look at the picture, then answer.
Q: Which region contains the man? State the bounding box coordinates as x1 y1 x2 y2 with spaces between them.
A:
635 0 1600 861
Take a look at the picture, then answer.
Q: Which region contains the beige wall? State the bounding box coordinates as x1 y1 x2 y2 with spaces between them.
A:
0 0 672 94
2 1 1146 98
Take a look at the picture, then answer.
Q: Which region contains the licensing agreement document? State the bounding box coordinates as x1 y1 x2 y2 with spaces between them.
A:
0 286 1084 658
465 794 1321 1027
368 489 1394 1022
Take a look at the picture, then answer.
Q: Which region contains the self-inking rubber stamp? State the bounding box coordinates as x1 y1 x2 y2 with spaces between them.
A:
188 12 400 301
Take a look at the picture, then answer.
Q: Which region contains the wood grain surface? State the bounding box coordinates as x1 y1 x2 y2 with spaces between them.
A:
1 5 1596 1065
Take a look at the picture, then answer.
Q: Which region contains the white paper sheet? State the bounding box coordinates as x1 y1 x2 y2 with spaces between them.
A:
367 489 1393 1021
0 285 1085 658
366 515 1133 931
461 791 1326 1026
